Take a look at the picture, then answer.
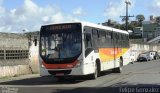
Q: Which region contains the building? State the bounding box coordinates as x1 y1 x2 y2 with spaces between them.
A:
131 27 143 39
142 22 157 41
155 26 160 37
136 15 160 41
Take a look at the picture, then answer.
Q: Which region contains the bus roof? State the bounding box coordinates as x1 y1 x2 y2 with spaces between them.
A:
80 21 128 34
41 21 128 34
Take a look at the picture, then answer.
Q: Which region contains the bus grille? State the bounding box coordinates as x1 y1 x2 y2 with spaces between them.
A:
48 70 72 75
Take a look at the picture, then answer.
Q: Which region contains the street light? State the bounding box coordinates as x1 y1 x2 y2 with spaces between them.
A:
125 0 131 5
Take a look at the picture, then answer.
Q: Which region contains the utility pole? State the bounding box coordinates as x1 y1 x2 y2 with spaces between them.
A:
120 0 134 31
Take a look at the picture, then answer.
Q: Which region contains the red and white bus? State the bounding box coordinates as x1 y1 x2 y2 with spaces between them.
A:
39 21 130 79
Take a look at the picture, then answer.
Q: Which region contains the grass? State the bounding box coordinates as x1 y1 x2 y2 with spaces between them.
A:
32 72 39 74
0 76 11 80
0 74 19 80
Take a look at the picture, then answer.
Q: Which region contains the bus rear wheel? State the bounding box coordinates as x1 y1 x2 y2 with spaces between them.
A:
113 58 123 73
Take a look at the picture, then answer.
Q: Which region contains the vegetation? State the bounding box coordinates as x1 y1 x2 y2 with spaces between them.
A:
112 14 146 30
136 14 145 27
0 76 10 80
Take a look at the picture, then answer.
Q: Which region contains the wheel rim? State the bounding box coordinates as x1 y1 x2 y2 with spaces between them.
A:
120 59 123 67
94 64 98 78
119 67 122 72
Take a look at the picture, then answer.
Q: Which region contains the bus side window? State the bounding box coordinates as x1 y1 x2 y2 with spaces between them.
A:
84 33 92 49
99 30 106 47
92 29 98 48
97 30 100 38
111 32 113 39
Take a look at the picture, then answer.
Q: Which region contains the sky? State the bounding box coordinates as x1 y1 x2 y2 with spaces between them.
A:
0 0 160 33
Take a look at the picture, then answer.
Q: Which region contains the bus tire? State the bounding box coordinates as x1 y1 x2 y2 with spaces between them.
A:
131 59 134 64
113 58 123 73
91 61 100 79
120 57 123 66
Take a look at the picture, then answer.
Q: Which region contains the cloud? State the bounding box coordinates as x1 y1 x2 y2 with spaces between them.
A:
73 8 85 16
149 0 160 14
0 0 77 33
0 7 5 16
51 12 65 23
104 0 134 20
42 16 49 22
154 0 160 7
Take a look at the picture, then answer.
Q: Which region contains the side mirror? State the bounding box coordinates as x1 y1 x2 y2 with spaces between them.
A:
34 39 37 46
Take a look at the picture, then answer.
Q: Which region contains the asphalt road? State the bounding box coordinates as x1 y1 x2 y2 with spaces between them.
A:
1 60 160 93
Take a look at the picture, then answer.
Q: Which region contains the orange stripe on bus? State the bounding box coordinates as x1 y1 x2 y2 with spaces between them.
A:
99 48 129 62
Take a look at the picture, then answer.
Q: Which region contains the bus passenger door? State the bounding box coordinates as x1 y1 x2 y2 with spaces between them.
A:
112 32 117 68
84 32 96 74
84 33 93 58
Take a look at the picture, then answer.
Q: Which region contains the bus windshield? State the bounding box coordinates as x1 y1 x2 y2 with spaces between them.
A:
40 23 82 60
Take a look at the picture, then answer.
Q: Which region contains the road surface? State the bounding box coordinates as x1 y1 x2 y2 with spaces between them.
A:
0 60 160 93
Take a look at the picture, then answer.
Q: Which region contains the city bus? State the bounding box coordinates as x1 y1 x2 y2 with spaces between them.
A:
39 21 130 79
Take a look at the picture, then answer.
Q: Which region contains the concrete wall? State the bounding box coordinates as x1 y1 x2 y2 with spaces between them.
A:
149 44 160 52
0 33 29 65
0 65 31 77
0 33 28 49
0 32 32 78
130 43 160 61
130 43 149 61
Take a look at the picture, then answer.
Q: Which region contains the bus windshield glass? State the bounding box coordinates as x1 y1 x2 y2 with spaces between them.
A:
40 23 82 60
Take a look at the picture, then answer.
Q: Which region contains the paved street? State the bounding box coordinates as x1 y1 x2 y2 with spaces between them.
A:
1 60 160 93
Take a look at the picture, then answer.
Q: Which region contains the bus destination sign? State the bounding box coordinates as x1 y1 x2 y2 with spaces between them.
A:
46 24 73 31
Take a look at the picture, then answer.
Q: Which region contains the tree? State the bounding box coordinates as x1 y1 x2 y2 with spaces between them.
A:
136 14 145 27
119 24 126 30
114 24 121 29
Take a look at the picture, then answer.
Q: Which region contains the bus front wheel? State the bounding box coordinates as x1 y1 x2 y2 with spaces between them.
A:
91 61 100 79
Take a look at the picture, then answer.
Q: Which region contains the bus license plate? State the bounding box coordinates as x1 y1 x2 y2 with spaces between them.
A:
56 73 64 76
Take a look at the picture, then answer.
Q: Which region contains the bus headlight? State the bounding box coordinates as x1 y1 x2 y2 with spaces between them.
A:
41 64 45 68
75 59 83 67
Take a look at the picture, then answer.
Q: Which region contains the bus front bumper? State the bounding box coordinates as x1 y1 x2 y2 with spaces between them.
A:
47 63 94 76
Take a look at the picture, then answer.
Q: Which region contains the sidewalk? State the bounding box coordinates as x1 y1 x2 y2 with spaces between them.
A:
0 74 40 83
